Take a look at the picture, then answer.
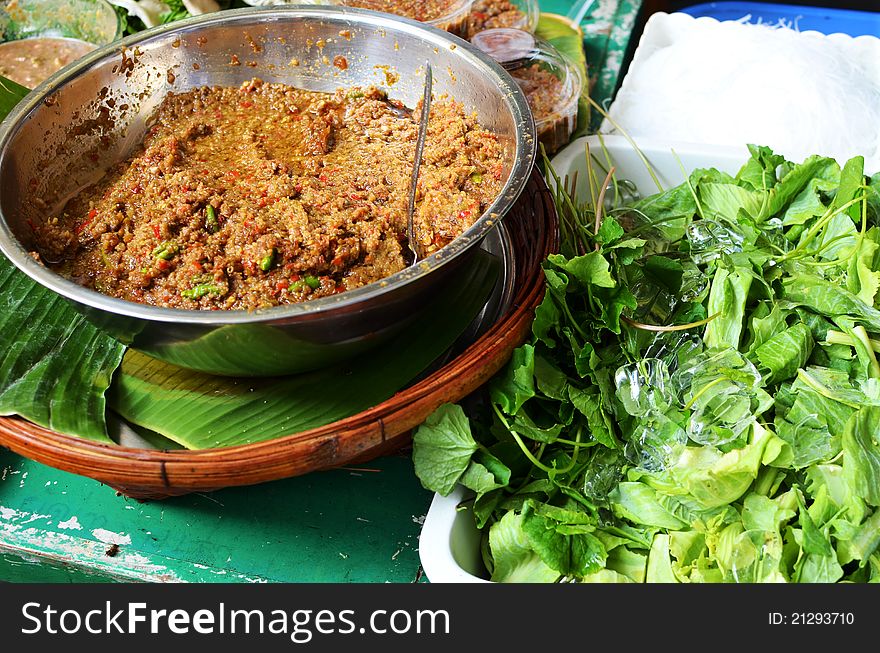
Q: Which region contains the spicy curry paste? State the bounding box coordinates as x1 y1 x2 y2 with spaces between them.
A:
36 79 505 310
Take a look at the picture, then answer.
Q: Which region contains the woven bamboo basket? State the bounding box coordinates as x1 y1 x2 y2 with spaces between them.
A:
0 170 558 499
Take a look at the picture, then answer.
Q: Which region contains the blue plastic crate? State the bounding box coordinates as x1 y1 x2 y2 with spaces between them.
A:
680 2 880 37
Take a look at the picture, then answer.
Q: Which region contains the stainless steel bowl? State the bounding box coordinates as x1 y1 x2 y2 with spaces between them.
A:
0 6 536 376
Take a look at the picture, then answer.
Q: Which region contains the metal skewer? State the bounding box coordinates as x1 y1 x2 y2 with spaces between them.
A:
407 62 433 263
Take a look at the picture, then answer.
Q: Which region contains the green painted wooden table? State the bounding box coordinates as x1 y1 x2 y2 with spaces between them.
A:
0 450 429 583
0 0 643 583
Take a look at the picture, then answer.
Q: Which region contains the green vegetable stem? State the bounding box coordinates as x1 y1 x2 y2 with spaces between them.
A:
181 283 223 300
151 240 179 260
205 205 219 233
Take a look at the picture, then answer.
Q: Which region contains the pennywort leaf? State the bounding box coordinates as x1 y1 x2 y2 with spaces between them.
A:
412 404 479 496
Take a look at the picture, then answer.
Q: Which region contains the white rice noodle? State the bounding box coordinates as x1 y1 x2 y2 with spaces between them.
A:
604 16 880 173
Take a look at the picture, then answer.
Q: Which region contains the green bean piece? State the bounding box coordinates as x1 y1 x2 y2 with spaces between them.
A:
205 205 219 233
181 283 224 300
304 275 321 289
259 248 276 272
151 241 179 260
291 275 322 292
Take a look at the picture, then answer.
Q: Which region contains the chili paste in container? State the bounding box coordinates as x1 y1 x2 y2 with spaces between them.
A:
471 27 583 154
468 0 538 36
341 0 475 37
33 79 507 311
0 36 95 87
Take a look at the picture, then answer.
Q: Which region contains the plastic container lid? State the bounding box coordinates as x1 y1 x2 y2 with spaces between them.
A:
471 27 583 153
468 0 540 36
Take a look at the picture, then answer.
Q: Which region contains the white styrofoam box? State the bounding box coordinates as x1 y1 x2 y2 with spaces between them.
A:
418 134 755 583
601 12 880 173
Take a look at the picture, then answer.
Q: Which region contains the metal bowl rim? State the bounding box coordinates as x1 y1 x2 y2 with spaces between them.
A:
0 5 536 325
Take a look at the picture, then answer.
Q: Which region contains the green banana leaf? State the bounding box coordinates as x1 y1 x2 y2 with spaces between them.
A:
109 251 501 449
0 76 28 114
0 256 125 443
535 14 590 141
0 76 126 443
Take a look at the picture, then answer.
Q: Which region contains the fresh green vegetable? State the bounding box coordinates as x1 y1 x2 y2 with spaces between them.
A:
181 283 224 300
205 204 219 233
259 248 276 272
152 240 179 260
111 0 198 34
292 275 321 291
160 0 190 24
413 145 880 583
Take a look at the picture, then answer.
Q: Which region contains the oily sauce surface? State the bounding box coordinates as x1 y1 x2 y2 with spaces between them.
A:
36 79 505 310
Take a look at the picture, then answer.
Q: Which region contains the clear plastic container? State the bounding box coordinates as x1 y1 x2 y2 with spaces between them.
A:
340 0 475 37
0 0 121 88
0 0 122 45
471 27 584 154
468 0 539 37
